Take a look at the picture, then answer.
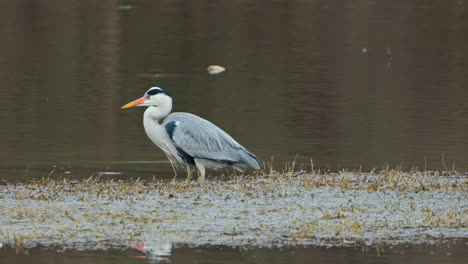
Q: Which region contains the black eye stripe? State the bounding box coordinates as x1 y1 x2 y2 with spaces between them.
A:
147 88 162 95
146 88 173 98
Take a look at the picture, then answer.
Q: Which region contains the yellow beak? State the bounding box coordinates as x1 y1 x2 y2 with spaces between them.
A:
121 96 147 109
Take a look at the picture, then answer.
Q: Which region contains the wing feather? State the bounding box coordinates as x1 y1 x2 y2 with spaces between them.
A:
163 112 259 167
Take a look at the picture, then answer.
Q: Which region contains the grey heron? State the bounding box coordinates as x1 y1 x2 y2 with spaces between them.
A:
121 87 262 182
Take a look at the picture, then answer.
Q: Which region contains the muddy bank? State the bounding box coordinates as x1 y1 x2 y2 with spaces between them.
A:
0 171 466 251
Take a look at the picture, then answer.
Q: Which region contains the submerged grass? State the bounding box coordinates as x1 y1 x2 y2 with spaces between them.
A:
0 167 466 252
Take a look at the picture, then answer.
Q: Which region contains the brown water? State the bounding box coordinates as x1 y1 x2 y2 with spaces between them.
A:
0 1 467 181
1 243 467 264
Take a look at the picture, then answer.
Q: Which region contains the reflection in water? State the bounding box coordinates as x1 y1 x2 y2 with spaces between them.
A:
0 0 467 181
0 243 467 264
131 241 172 262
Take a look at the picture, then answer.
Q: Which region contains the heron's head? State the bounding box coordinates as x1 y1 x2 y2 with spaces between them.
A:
121 87 173 109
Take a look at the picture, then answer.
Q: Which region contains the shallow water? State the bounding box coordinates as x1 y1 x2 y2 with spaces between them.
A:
0 0 467 181
1 243 467 264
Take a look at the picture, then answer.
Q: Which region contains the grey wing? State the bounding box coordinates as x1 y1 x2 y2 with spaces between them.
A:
164 113 261 169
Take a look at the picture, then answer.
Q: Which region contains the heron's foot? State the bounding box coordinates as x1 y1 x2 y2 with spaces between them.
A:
197 174 205 185
196 169 205 185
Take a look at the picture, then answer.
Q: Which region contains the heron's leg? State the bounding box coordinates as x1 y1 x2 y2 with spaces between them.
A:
168 159 179 181
194 159 206 184
186 165 193 181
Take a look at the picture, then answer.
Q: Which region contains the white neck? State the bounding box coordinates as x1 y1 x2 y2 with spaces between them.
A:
142 102 185 168
143 104 172 123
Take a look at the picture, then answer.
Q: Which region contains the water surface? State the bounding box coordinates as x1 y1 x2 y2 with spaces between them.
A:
1 243 467 264
0 0 466 179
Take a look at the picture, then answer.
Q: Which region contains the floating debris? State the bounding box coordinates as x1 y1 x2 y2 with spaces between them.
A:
207 65 226 74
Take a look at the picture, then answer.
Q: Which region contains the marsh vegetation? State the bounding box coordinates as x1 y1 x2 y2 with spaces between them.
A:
1 167 466 254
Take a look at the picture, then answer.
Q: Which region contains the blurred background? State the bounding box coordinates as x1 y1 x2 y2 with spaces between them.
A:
0 0 466 180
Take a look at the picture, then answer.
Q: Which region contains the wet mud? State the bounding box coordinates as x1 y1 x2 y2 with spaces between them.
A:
0 171 466 252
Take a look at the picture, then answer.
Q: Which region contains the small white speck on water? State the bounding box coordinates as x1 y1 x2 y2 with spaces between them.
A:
98 171 124 175
207 65 226 74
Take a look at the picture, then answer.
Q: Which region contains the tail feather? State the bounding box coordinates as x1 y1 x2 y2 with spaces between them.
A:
239 148 262 170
